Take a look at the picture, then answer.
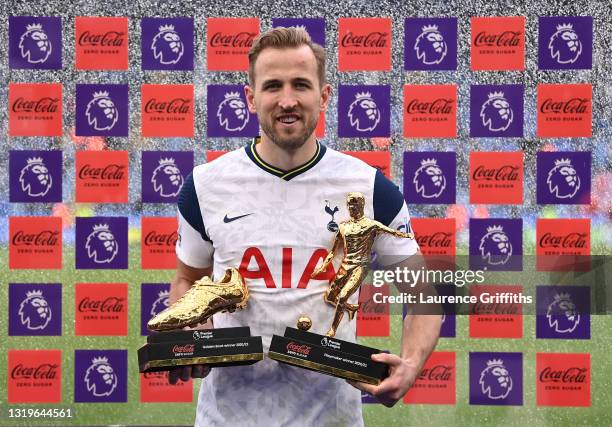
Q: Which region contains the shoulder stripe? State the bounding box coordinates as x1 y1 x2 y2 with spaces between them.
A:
177 173 211 243
373 170 404 226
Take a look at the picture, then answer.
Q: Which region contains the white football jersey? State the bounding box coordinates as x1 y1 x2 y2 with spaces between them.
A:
176 141 419 427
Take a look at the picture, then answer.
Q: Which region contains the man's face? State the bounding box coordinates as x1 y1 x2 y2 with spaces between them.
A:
245 45 331 151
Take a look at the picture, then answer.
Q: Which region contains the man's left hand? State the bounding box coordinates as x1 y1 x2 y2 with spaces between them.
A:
347 353 419 407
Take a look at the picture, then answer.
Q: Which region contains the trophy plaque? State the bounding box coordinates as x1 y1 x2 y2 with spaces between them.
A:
138 268 263 373
269 192 414 385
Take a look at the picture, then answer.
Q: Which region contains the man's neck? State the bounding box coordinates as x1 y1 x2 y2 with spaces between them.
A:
255 136 318 171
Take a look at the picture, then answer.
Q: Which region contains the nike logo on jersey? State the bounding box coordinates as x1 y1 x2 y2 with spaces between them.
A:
224 213 253 223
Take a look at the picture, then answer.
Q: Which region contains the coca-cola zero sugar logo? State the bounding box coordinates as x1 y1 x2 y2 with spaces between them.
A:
9 83 63 136
470 151 523 204
469 285 523 339
536 353 590 407
207 18 259 71
403 85 457 137
338 18 391 71
286 342 311 357
9 217 62 269
207 85 259 137
404 152 456 204
536 219 590 268
75 150 128 203
539 16 592 70
141 18 193 70
537 84 592 137
537 151 590 205
75 17 128 70
9 16 62 69
141 84 195 137
404 352 456 404
471 16 525 71
141 217 179 269
8 350 62 403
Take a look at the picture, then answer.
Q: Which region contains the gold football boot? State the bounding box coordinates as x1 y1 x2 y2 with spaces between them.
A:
148 268 249 332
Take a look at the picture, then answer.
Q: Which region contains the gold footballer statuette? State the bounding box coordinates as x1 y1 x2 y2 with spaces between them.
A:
148 267 249 332
311 192 414 337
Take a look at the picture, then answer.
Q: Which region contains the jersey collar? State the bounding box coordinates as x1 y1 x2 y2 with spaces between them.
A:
245 138 326 181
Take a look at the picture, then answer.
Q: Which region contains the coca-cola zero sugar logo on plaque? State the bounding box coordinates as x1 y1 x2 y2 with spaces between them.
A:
338 17 391 71
469 285 523 338
207 17 259 71
470 84 524 138
404 152 456 204
272 17 325 47
141 17 193 70
537 84 592 138
404 352 456 404
404 17 457 71
140 283 170 335
75 283 128 336
141 84 194 137
9 16 62 69
76 84 128 136
141 217 178 269
470 151 523 204
537 151 591 205
470 352 523 405
75 16 128 70
539 16 592 70
74 350 127 402
404 85 457 138
9 83 62 137
536 353 590 407
471 16 525 71
75 150 128 203
9 283 61 336
142 151 193 203
9 216 62 269
207 84 259 137
8 350 62 403
536 286 590 340
75 216 128 270
9 150 62 203
338 85 390 138
470 218 522 271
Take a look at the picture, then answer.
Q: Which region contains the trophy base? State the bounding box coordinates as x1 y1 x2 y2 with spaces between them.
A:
269 327 388 385
138 326 263 373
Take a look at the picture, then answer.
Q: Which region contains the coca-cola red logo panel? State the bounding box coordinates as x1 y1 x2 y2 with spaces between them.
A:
141 84 194 137
356 284 390 337
75 283 128 336
141 217 179 269
536 218 590 271
469 151 524 204
537 84 592 137
536 353 590 407
75 16 128 70
8 349 62 403
404 85 457 138
75 150 129 203
207 17 259 71
140 371 193 403
9 216 62 269
471 16 525 70
9 83 62 136
404 351 456 404
469 285 523 338
338 17 391 71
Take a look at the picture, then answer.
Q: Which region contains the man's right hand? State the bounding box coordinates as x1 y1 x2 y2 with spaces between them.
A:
168 365 211 384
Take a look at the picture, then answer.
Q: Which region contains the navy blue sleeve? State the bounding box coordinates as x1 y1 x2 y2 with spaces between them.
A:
373 170 405 226
177 173 211 242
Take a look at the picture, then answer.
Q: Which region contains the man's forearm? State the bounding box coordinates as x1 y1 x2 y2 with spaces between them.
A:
400 312 441 370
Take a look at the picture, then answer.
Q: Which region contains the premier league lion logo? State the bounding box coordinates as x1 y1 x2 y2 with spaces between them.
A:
546 293 581 333
479 359 513 400
151 24 184 65
413 158 446 198
348 92 381 132
18 23 52 64
479 225 512 265
217 92 250 132
19 157 52 197
548 23 582 64
151 158 184 198
546 158 581 199
85 224 119 264
414 24 447 65
85 91 119 131
480 91 513 132
18 290 52 331
150 290 170 317
85 357 118 397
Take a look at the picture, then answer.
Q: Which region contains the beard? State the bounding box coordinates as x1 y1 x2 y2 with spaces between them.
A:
260 111 318 152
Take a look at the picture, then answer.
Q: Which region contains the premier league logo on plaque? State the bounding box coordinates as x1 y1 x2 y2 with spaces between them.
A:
536 286 590 339
338 85 390 137
470 352 522 405
470 85 524 137
75 350 127 402
10 150 62 203
9 16 62 69
76 217 128 269
141 17 193 70
404 152 456 204
405 17 457 70
207 85 259 137
76 84 128 136
537 152 590 205
9 284 62 336
539 16 592 70
142 151 193 203
470 218 522 271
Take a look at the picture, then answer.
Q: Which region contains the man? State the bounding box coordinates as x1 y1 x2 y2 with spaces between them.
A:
171 27 441 426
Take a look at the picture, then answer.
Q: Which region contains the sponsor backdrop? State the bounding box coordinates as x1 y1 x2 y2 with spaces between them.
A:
1 0 611 426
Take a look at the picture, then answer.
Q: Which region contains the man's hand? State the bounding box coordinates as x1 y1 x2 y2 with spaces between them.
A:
168 364 211 385
347 353 419 407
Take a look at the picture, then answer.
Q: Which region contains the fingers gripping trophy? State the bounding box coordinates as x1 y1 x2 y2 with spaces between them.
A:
312 192 414 337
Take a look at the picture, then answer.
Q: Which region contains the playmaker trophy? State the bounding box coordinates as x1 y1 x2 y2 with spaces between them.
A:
269 192 414 385
138 268 263 373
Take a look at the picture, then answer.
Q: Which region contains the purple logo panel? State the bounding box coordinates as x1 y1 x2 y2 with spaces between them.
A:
142 151 193 203
538 16 592 70
536 151 591 205
536 286 590 339
272 18 326 47
75 84 129 137
9 16 62 69
141 283 170 335
470 352 523 405
74 349 127 402
470 84 524 138
9 283 62 336
141 17 194 71
404 17 458 71
469 218 523 271
338 85 391 138
207 85 259 137
9 150 62 203
403 151 456 204
75 217 128 269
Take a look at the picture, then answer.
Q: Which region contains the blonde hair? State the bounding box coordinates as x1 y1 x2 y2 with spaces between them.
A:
248 27 326 87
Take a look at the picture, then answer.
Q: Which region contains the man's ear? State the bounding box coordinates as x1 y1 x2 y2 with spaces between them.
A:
320 83 332 112
245 84 257 114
